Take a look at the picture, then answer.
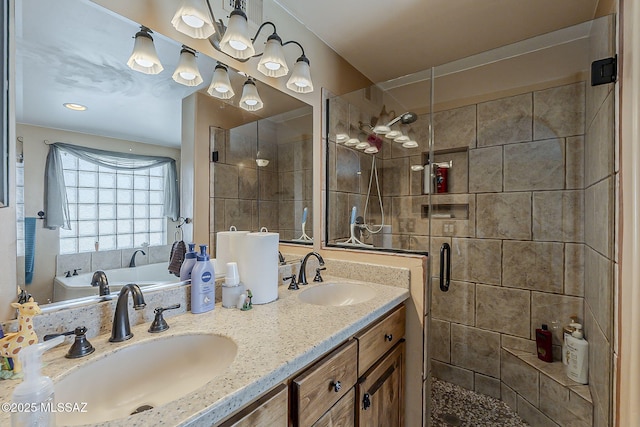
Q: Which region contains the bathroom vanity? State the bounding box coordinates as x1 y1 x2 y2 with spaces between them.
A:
0 277 408 426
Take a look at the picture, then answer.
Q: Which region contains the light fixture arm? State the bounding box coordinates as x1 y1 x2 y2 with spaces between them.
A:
282 40 305 57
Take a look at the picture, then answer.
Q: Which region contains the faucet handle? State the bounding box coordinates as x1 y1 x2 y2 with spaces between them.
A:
44 326 95 359
149 304 181 333
64 270 72 278
283 274 299 290
313 267 326 282
73 268 81 276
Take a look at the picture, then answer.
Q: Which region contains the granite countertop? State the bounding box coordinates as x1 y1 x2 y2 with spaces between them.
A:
0 277 409 427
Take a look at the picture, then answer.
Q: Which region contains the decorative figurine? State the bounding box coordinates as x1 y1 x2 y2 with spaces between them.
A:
241 290 253 311
0 297 41 374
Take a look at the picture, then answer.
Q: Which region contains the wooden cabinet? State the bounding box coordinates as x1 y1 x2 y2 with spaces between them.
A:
218 383 288 427
313 388 355 427
292 340 358 427
355 305 405 377
356 341 405 427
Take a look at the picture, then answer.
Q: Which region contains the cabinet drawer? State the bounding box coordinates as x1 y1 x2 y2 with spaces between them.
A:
313 387 355 427
355 305 405 377
293 339 358 427
217 383 287 427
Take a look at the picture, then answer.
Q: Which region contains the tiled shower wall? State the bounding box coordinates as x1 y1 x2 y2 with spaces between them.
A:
429 81 588 400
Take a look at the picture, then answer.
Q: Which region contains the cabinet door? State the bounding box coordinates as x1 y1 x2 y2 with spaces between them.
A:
356 305 405 377
313 387 355 427
357 341 405 427
218 383 288 427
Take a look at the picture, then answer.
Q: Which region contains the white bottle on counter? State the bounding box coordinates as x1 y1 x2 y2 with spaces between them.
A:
222 262 244 308
565 323 589 384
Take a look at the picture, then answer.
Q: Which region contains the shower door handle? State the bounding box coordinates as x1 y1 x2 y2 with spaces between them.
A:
440 243 451 292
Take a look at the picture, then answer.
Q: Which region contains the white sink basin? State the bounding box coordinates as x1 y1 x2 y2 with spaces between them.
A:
54 333 237 426
298 283 377 306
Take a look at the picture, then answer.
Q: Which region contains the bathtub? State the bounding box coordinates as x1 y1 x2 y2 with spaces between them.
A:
53 263 183 302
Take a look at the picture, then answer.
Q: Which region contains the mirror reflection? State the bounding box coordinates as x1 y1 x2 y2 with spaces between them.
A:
13 0 312 309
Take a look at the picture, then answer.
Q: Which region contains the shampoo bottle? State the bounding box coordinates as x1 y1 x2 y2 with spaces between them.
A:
566 323 589 384
190 244 215 314
535 324 553 362
179 243 197 282
11 336 65 427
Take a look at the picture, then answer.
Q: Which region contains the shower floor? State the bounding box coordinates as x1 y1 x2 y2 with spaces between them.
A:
430 378 529 427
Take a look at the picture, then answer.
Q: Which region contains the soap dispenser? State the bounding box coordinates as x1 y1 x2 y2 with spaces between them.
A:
565 323 589 384
11 335 64 427
180 243 197 282
190 244 215 314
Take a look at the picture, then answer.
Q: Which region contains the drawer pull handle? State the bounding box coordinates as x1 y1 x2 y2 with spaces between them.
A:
385 333 393 342
330 380 342 393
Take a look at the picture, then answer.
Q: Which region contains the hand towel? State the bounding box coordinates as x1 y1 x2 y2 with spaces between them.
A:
168 240 186 277
24 217 36 284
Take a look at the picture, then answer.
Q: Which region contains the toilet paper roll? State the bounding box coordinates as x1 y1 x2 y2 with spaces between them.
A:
237 231 279 304
216 229 249 276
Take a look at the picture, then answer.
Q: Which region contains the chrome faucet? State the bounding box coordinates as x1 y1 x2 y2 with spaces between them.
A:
109 283 146 342
90 270 110 296
129 249 146 268
298 252 325 285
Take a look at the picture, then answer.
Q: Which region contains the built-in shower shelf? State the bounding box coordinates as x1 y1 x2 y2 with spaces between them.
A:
422 203 469 220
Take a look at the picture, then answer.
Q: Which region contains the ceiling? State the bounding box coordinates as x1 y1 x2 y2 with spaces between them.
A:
15 0 603 147
274 0 601 83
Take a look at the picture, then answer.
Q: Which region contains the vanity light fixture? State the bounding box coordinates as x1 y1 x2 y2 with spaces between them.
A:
172 46 203 86
207 63 235 99
63 103 87 111
171 0 216 39
127 26 164 75
219 1 255 59
171 0 314 93
239 78 263 111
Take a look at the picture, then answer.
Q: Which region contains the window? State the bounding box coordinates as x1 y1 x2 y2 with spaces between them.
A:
16 161 24 256
59 152 167 254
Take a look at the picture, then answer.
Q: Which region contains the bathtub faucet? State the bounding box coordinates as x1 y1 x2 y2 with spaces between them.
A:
129 249 146 268
90 270 110 296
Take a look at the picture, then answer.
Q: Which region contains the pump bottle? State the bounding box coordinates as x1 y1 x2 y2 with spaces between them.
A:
180 243 197 282
11 336 65 427
190 244 215 314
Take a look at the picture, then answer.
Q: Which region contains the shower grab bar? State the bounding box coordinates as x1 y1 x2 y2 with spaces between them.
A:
440 243 451 292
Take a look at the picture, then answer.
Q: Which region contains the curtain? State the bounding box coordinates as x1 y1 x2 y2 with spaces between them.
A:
44 142 179 229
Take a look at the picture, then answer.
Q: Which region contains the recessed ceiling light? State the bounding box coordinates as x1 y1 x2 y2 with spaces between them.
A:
63 103 87 111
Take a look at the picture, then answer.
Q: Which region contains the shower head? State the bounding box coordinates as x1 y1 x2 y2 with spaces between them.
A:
387 112 418 127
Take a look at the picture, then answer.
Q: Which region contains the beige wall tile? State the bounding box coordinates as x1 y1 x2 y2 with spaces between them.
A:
224 199 253 231
565 243 585 297
328 142 337 191
476 285 530 338
584 307 611 426
501 349 539 406
381 157 410 197
477 193 532 239
584 246 613 340
433 151 468 194
212 163 238 199
335 144 361 193
566 136 585 190
503 241 564 293
227 126 257 166
451 323 501 378
451 238 502 285
433 105 477 150
280 171 305 200
478 93 532 146
475 373 501 399
213 198 224 233
431 279 475 326
585 91 614 187
501 334 536 354
533 82 585 140
431 360 474 390
531 292 584 346
430 318 450 363
238 167 257 199
502 383 517 411
585 176 614 259
258 170 279 201
532 190 584 242
539 374 571 425
469 146 503 193
504 138 565 191
517 395 560 427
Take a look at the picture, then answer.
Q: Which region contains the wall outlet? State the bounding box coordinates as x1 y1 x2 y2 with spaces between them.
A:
443 222 455 236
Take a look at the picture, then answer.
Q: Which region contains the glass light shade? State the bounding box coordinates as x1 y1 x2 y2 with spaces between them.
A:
373 110 390 134
257 36 289 78
394 134 410 143
364 146 379 154
219 10 256 59
171 0 216 39
334 121 349 143
286 56 313 93
207 64 235 99
411 165 425 171
385 123 402 139
402 140 419 148
346 136 360 146
127 31 163 75
240 79 263 111
355 141 370 150
172 48 203 86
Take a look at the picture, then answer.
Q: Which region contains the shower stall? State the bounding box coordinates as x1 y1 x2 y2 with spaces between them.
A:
326 14 616 427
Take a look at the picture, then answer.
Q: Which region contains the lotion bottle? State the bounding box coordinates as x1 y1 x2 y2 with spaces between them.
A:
565 323 589 384
179 243 197 282
190 244 215 314
11 336 64 427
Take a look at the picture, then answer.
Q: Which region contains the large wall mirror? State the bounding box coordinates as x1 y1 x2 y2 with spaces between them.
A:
9 0 312 315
